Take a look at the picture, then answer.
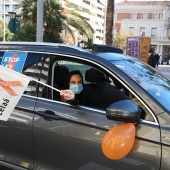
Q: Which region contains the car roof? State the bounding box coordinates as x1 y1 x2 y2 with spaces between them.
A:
0 42 132 70
94 52 133 61
0 42 88 52
0 42 114 66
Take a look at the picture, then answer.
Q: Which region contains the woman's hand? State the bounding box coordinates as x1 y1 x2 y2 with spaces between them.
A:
60 90 75 100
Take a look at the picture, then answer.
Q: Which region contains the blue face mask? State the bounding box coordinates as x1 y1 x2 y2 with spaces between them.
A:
69 84 83 94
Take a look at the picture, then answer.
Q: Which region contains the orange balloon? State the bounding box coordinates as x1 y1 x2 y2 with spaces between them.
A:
102 123 135 160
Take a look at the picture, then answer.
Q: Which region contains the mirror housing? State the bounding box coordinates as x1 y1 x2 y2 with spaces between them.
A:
106 100 141 123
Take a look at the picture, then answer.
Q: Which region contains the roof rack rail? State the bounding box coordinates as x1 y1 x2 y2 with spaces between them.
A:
84 44 123 54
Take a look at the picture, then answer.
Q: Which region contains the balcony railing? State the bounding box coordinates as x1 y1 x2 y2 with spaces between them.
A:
151 36 170 41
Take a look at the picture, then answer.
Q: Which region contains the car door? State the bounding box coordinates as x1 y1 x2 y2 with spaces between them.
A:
33 53 161 170
0 50 43 170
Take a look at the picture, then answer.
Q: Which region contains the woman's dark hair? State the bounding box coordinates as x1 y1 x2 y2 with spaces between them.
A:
62 70 83 89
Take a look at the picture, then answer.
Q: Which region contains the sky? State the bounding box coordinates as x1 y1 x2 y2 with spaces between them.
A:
115 0 167 2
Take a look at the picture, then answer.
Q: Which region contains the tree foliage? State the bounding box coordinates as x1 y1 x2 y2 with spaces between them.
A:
0 20 13 41
16 21 36 41
61 1 94 40
17 0 94 43
114 32 135 53
18 0 64 42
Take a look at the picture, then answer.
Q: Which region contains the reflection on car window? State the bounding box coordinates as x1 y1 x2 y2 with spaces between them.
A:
22 52 43 96
38 56 156 122
0 52 5 64
111 59 170 111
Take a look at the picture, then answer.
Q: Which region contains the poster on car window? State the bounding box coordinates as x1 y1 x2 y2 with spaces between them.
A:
0 65 30 121
0 52 27 73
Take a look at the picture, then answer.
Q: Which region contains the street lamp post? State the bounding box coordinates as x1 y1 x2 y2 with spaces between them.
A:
8 12 20 41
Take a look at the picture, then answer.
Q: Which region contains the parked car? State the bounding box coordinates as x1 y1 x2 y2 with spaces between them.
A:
0 42 170 170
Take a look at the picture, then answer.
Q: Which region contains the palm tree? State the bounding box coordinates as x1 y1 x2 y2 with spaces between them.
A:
60 1 94 42
105 0 114 45
16 21 37 41
19 0 65 42
18 0 94 43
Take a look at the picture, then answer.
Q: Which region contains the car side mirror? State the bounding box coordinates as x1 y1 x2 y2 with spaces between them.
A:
106 100 141 123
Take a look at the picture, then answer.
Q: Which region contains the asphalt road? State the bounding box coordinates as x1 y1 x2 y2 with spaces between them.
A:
156 65 170 79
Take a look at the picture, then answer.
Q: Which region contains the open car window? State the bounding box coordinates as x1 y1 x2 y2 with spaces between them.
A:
39 54 156 123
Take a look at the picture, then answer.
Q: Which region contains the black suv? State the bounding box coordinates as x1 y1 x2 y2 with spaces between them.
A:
0 42 170 170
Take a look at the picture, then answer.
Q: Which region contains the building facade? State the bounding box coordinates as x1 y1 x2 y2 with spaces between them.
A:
0 0 106 45
0 0 21 20
66 0 106 45
115 0 170 63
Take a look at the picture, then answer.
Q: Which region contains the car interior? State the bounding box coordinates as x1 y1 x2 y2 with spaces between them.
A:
35 56 156 123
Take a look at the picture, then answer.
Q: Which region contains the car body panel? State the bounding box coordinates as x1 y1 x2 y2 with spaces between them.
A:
33 97 161 170
0 96 35 169
0 42 170 170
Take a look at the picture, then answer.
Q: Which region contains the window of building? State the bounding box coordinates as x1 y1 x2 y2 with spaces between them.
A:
97 7 102 11
153 13 158 19
97 0 105 5
114 28 116 37
129 27 134 34
159 13 163 19
167 28 170 39
2 5 9 12
96 29 102 33
140 27 145 36
96 36 101 40
151 28 157 39
2 14 9 20
97 14 102 18
141 13 147 19
12 5 18 11
131 13 136 19
83 0 90 5
114 13 117 21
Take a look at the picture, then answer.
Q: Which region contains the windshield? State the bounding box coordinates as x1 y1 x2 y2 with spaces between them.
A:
110 58 170 111
88 49 170 111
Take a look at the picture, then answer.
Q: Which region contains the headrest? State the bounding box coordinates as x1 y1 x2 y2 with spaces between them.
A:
54 65 69 86
85 68 106 83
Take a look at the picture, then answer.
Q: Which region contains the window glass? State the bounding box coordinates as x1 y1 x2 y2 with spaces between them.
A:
39 55 131 112
12 5 18 11
110 57 170 112
153 13 158 19
131 13 136 19
129 27 134 34
2 14 9 20
38 54 155 121
2 5 9 11
0 52 5 64
39 57 92 100
141 13 147 19
151 28 157 39
22 52 43 96
140 27 145 36
38 54 50 98
167 28 170 39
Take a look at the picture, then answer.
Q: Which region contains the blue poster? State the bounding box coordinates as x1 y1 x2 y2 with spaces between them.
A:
0 52 27 73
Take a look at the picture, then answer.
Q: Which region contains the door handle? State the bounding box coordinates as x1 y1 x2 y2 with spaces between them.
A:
35 110 61 121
